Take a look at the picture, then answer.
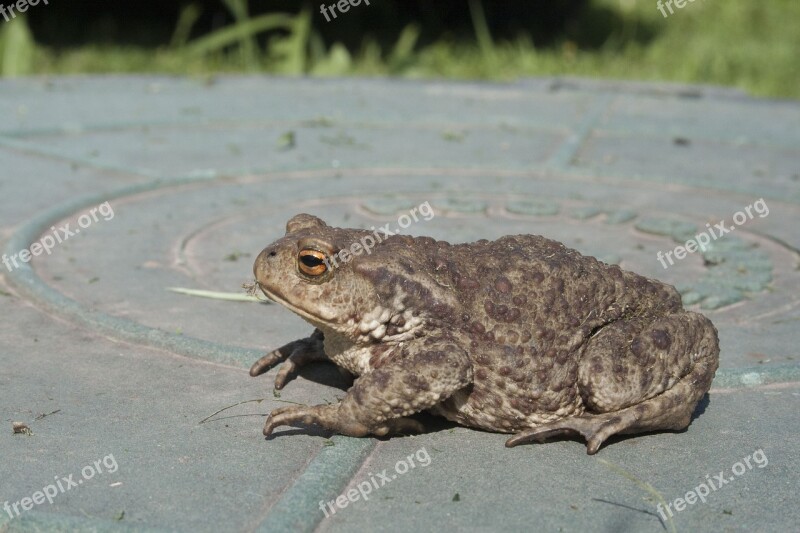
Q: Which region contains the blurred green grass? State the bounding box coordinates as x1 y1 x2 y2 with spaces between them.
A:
1 0 798 99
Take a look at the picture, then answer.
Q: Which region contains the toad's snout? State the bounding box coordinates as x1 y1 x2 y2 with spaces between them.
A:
253 247 278 280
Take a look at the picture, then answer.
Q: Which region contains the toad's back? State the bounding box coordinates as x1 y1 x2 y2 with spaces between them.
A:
425 234 684 331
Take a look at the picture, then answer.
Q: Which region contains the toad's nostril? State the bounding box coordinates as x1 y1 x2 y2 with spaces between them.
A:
268 251 277 257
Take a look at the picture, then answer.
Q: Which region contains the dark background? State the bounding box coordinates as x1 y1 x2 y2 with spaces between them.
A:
29 1 596 49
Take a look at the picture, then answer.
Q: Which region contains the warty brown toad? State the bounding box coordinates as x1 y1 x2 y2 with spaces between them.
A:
249 214 719 454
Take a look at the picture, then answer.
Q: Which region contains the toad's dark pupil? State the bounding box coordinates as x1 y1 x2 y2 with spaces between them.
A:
300 254 324 267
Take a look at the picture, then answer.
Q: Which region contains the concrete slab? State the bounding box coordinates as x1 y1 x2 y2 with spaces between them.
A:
1 76 798 532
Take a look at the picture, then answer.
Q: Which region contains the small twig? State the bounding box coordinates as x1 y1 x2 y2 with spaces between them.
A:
201 413 269 423
200 398 308 424
273 399 308 407
597 459 677 533
200 399 265 424
35 409 61 421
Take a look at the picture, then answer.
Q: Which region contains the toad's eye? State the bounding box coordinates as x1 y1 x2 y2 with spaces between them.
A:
298 249 329 277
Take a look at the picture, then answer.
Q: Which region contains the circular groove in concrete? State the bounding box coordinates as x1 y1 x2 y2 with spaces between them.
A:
4 172 799 388
3 177 262 368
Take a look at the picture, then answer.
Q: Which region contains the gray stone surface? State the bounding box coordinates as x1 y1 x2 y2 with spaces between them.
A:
1 76 798 532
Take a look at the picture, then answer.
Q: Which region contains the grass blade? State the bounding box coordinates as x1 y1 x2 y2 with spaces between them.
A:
0 15 35 77
170 3 203 48
166 287 268 303
389 23 421 71
184 13 295 58
221 0 259 70
467 0 495 61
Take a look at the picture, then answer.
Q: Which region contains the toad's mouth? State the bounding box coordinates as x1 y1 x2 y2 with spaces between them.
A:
254 281 278 303
255 281 335 329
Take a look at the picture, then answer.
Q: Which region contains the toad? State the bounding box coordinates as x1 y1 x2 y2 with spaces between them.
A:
249 214 719 454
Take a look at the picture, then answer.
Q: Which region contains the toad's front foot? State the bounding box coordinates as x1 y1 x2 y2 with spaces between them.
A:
263 405 425 438
250 330 327 390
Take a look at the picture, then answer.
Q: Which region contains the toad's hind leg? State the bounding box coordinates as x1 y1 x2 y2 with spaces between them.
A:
507 312 719 454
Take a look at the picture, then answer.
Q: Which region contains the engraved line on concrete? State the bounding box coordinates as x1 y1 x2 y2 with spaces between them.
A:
0 135 168 180
546 93 614 171
3 177 261 369
253 436 376 533
3 173 798 387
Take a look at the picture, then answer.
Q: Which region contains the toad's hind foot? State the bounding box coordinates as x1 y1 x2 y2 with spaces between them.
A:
506 333 716 454
508 311 719 454
505 414 631 455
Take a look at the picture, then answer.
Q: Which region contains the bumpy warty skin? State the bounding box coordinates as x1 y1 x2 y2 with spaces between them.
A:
251 214 720 453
